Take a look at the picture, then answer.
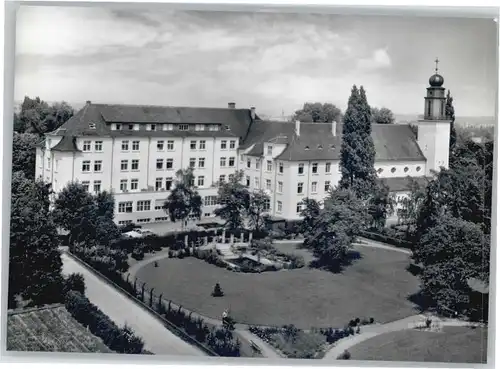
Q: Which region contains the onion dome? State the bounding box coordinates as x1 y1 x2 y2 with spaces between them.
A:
429 73 444 87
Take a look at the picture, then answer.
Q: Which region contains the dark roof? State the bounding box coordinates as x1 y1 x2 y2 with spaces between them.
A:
51 136 81 152
378 176 431 192
371 124 425 162
49 103 258 140
242 121 425 162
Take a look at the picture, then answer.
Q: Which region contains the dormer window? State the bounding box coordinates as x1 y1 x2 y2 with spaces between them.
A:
225 125 230 131
305 146 310 150
151 124 156 131
179 124 189 131
115 123 122 131
89 123 96 129
329 144 335 150
318 144 323 149
128 124 134 130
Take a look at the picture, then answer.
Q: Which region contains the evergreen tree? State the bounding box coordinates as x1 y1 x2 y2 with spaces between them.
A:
9 172 64 307
445 90 457 154
339 85 377 199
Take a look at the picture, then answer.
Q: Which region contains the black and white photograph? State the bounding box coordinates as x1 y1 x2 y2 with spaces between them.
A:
4 3 497 365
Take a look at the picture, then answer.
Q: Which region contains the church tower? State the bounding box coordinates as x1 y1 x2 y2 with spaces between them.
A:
417 58 451 176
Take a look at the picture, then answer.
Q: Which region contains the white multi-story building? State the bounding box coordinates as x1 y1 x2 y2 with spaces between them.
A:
36 69 450 225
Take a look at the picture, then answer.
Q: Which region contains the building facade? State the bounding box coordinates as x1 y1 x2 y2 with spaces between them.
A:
35 70 451 224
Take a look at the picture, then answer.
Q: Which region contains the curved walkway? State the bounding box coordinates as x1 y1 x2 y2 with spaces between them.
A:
61 252 205 357
322 314 482 360
124 237 417 359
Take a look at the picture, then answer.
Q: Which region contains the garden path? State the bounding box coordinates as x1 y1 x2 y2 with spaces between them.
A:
322 314 481 360
61 252 205 357
122 236 419 359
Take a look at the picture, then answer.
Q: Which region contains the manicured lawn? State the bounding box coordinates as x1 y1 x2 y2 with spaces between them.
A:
349 326 488 363
7 305 113 353
136 244 420 329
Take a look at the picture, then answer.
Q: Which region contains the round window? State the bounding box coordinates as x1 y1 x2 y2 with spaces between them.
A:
416 166 421 172
404 167 409 173
391 167 396 173
377 168 383 174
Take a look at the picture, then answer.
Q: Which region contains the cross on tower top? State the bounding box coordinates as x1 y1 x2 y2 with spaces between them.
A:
434 57 440 73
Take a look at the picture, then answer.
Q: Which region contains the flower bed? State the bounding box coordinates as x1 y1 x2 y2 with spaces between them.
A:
248 325 326 359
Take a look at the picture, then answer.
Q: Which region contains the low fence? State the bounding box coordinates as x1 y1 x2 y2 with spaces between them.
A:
64 250 219 357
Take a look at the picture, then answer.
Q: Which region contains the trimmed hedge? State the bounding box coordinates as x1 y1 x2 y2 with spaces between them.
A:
64 291 145 354
360 230 414 250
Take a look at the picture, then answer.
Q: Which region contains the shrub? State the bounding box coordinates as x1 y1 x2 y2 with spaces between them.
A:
168 250 174 258
153 261 158 267
132 247 144 261
63 273 86 295
337 350 351 360
212 283 224 297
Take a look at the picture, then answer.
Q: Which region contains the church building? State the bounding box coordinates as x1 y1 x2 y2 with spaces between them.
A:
35 64 451 225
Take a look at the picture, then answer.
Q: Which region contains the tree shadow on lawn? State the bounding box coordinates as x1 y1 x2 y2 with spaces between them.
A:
407 290 434 314
308 250 363 274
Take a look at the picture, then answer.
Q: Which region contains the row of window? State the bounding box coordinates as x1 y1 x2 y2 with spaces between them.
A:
82 160 103 172
81 180 101 193
245 159 339 175
112 123 223 132
377 166 421 174
83 138 238 153
297 181 331 194
118 195 220 215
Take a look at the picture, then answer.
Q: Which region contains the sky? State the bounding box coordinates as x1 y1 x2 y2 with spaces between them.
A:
14 6 498 118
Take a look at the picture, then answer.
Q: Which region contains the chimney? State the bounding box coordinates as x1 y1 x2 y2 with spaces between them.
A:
295 120 300 136
250 107 256 120
228 102 236 109
86 100 91 105
331 121 337 137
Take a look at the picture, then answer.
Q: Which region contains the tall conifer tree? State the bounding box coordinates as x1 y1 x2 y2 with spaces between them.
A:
339 85 377 199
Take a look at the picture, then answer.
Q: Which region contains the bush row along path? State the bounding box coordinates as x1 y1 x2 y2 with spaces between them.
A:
61 252 205 357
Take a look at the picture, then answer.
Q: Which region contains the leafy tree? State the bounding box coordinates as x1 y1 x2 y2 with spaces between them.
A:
163 168 202 229
94 191 121 246
292 102 342 123
414 215 489 313
371 107 395 124
9 171 64 307
12 132 39 179
53 182 98 248
246 189 271 232
397 177 426 238
368 181 395 231
304 188 368 267
299 198 321 234
15 96 74 134
445 90 457 154
214 170 250 230
339 85 377 199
